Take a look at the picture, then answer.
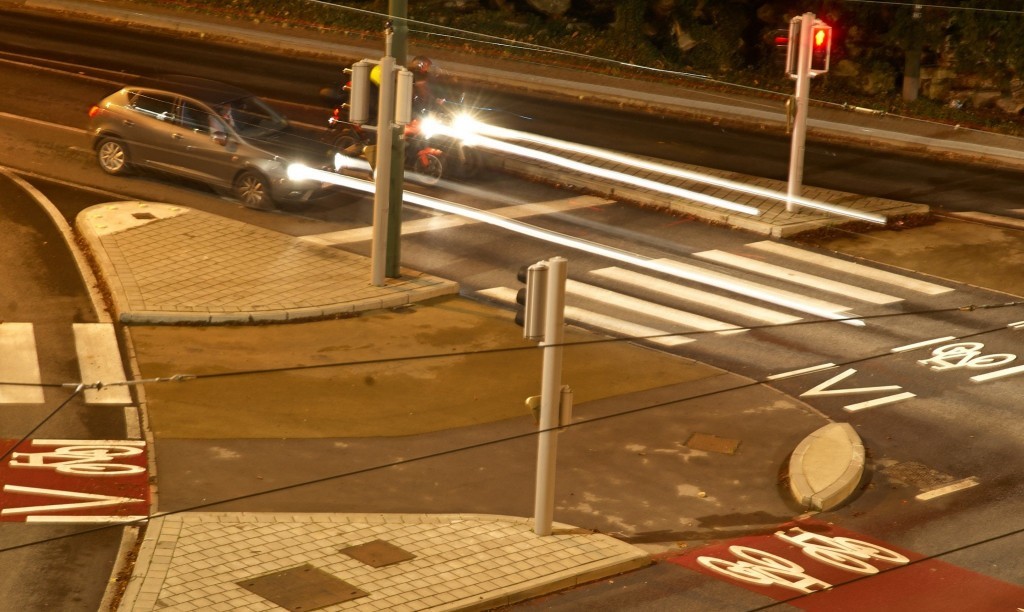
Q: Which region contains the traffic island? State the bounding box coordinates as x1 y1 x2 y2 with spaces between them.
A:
788 422 865 511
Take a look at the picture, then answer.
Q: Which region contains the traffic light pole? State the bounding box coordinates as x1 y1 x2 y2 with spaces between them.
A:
534 256 567 537
786 12 814 212
371 44 396 287
385 0 407 278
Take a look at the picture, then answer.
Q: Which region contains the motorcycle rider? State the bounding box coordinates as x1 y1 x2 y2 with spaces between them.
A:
408 55 445 115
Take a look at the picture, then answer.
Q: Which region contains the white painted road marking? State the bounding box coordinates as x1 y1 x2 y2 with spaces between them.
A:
0 323 44 404
916 477 980 501
844 392 917 412
477 287 692 346
302 196 614 246
566 279 743 334
651 258 862 324
590 267 801 325
891 336 958 353
73 323 132 405
695 249 901 304
747 240 954 295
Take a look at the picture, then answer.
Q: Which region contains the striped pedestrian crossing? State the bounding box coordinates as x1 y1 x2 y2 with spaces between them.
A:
477 240 957 347
0 323 131 405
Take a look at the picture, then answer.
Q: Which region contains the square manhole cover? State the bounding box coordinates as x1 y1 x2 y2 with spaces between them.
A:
236 563 367 611
340 539 415 568
686 432 741 455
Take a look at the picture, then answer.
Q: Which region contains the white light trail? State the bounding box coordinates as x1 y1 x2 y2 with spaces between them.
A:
470 123 886 225
288 164 865 326
466 133 762 216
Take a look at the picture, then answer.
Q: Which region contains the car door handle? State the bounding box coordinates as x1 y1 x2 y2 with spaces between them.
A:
172 133 184 140
122 119 134 127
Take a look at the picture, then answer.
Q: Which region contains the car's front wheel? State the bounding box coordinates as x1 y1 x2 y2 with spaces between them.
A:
234 170 273 210
96 138 133 176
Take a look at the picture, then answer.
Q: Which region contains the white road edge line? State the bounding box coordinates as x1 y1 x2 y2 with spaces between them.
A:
916 477 980 501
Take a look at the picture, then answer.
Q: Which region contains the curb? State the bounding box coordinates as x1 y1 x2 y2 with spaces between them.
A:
788 422 865 511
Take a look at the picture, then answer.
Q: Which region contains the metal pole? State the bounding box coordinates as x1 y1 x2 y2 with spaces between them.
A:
371 34 396 287
386 0 408 278
534 256 567 537
786 12 814 212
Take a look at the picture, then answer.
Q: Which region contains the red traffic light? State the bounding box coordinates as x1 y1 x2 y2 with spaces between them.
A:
810 23 832 73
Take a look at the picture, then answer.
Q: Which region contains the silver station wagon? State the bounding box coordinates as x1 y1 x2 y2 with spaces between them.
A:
88 76 334 209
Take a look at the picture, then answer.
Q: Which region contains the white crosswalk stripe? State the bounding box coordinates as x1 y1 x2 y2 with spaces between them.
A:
746 240 953 295
479 240 957 349
477 287 693 346
694 249 902 304
566 279 744 335
73 323 133 405
590 267 801 325
302 196 614 246
0 323 132 405
0 323 44 404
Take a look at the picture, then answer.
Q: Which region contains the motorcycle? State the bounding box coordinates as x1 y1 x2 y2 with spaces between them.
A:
323 88 480 185
325 113 446 185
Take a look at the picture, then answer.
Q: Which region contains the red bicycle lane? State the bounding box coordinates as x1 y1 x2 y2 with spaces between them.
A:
668 519 1024 611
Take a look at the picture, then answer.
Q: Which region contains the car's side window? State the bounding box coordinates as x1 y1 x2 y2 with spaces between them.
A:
180 101 219 133
128 91 177 122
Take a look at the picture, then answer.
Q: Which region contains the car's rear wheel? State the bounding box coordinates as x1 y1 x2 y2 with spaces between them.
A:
234 170 273 209
96 138 132 176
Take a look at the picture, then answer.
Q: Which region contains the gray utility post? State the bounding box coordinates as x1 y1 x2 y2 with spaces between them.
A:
786 12 815 213
371 47 396 287
530 256 569 537
386 0 408 278
365 20 412 287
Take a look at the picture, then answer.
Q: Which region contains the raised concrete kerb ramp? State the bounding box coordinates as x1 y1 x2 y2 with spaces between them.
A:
788 422 866 511
76 202 459 325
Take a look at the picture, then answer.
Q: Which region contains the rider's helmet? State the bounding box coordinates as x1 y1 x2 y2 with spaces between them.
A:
409 56 433 79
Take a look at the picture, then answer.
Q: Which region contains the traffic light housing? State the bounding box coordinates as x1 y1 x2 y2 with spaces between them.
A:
786 17 831 77
811 22 832 74
343 60 373 124
515 263 548 341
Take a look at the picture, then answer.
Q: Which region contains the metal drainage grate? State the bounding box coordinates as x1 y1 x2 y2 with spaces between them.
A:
340 539 416 568
132 212 157 220
686 432 741 455
236 563 367 611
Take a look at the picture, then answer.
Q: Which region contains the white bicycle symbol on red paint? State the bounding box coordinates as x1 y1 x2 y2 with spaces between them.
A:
697 528 909 593
9 444 145 475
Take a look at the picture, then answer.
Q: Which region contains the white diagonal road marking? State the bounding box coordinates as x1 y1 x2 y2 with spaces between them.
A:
747 240 953 295
694 249 901 304
591 267 801 325
566 280 743 334
477 287 692 346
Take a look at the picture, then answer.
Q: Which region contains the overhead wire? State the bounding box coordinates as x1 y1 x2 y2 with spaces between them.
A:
0 299 1021 389
5 0 1024 595
2 318 1022 588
